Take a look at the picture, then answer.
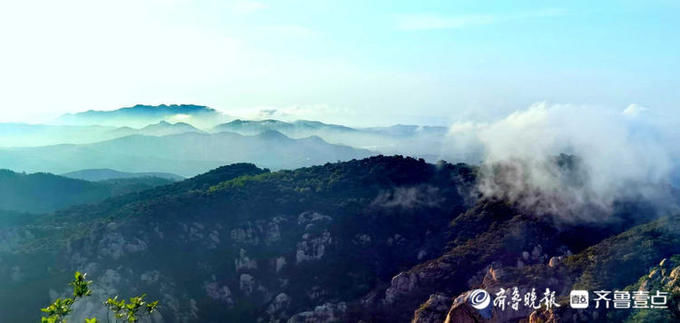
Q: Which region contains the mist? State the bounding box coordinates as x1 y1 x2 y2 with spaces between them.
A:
444 102 680 221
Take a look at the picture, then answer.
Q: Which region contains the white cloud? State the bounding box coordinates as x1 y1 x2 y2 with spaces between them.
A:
623 103 649 117
444 102 680 220
227 104 359 124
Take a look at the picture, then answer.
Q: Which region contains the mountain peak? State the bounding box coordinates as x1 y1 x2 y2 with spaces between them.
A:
58 104 226 128
123 104 216 114
256 129 289 140
72 104 216 117
142 120 198 129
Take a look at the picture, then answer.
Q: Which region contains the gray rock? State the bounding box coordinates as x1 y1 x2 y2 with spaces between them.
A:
240 273 256 296
287 302 347 323
412 294 451 323
296 231 332 263
235 249 258 272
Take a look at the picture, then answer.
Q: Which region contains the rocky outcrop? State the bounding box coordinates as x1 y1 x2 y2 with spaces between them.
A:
287 302 347 323
266 293 292 322
296 231 332 263
443 291 491 323
384 272 421 304
239 273 256 296
204 281 234 306
412 294 451 323
231 226 260 246
529 309 558 323
235 248 258 271
443 288 535 323
639 257 680 294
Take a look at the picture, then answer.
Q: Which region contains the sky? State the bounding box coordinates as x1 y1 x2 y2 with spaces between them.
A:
0 0 678 126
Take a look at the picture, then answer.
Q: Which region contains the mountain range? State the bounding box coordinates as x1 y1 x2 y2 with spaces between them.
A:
0 105 453 171
0 131 373 176
0 121 203 148
212 119 449 159
61 169 184 182
0 156 677 322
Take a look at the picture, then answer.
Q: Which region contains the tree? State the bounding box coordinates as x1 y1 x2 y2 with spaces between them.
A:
104 295 159 323
40 272 159 323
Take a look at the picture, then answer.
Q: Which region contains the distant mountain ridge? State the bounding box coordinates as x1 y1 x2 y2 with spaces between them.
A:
61 168 184 182
58 104 229 128
0 121 203 147
0 130 374 176
213 119 450 160
2 104 453 162
63 104 216 118
213 119 357 136
137 121 203 136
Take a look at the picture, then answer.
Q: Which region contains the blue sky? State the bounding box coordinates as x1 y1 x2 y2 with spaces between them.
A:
0 0 677 126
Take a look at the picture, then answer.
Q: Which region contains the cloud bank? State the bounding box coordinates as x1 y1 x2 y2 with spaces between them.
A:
444 102 680 221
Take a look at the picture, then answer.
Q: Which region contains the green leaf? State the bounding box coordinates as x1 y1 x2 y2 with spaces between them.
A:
70 272 93 298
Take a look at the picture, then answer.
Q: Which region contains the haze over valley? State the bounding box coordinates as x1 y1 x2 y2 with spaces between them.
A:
0 104 450 176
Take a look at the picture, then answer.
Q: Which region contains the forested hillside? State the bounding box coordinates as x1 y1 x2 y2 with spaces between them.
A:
0 156 677 322
0 169 174 213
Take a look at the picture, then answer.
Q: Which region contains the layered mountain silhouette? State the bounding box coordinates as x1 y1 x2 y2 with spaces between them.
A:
0 131 373 176
1 104 453 163
0 121 201 147
0 123 121 147
136 121 203 136
61 168 184 182
0 156 677 322
213 119 449 160
213 119 357 137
